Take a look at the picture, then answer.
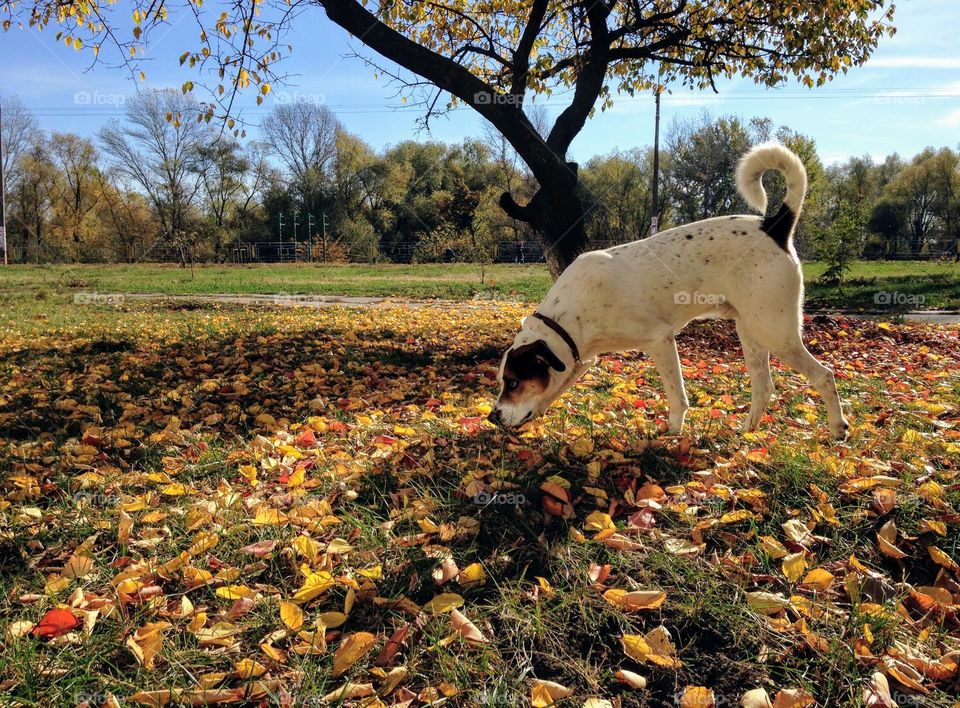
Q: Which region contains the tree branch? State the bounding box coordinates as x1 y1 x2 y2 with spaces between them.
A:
510 0 549 95
317 0 565 182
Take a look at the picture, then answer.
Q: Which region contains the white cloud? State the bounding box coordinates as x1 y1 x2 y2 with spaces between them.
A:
867 56 960 69
935 108 960 128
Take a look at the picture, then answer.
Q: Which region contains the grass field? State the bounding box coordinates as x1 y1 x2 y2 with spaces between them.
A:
1 260 958 310
1 288 959 706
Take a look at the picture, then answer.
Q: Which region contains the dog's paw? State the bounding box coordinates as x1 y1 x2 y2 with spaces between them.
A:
831 419 850 441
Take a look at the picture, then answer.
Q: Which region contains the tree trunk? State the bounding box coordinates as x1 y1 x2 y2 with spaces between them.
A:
499 174 588 278
539 185 588 279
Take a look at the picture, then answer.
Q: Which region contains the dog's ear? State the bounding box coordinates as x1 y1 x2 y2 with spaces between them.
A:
505 339 567 378
530 339 566 372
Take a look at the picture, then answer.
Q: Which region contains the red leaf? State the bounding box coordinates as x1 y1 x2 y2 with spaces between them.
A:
32 608 80 639
294 429 317 448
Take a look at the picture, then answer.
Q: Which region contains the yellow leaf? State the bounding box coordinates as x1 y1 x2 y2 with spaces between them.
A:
782 552 807 583
800 569 835 591
584 511 615 532
679 686 715 708
876 520 907 559
423 593 464 614
253 507 288 526
746 591 790 614
603 588 667 612
719 510 753 524
621 626 681 668
760 536 789 559
530 679 573 707
293 571 335 603
63 555 94 580
928 546 960 573
326 538 353 555
234 658 266 678
332 632 377 677
280 601 303 630
318 611 348 629
458 563 486 585
216 585 255 600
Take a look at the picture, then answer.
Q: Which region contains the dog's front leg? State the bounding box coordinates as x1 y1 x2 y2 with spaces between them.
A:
647 336 689 435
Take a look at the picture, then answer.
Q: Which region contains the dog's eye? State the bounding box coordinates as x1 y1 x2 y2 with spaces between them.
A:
505 379 519 391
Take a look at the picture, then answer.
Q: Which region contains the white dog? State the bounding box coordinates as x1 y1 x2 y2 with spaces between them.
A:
489 143 849 439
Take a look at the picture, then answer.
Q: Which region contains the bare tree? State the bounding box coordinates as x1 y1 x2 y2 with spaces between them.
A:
100 89 207 264
1 96 37 182
261 102 339 211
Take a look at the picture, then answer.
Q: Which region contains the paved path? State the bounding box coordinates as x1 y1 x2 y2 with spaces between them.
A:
75 291 960 323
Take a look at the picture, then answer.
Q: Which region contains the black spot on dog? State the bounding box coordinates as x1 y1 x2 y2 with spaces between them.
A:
685 234 693 240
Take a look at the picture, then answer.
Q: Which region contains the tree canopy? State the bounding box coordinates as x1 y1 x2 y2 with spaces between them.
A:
2 0 897 274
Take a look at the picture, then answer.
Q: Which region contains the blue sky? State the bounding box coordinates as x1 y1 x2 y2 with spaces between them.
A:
1 0 958 166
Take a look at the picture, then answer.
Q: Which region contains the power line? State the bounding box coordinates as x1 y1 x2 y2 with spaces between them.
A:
19 87 960 118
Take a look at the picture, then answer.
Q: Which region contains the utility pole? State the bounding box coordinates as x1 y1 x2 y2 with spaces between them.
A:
0 102 7 265
650 87 661 236
278 213 285 243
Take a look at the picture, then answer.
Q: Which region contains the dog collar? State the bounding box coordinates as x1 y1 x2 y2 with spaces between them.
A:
532 312 582 366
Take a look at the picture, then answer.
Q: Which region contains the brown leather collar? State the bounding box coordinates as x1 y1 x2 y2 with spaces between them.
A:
532 312 581 366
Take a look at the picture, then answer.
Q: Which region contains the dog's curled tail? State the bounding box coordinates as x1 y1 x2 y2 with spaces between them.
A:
736 143 807 250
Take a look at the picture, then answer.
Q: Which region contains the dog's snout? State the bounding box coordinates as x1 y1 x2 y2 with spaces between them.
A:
487 408 501 425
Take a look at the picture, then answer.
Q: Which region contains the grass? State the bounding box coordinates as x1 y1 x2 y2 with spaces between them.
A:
0 289 958 706
0 259 958 310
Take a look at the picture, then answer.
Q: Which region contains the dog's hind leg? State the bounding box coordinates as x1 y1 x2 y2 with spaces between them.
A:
745 315 849 439
772 342 849 439
646 336 689 435
735 320 775 432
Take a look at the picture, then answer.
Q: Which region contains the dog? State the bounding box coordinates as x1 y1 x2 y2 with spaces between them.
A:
489 142 849 439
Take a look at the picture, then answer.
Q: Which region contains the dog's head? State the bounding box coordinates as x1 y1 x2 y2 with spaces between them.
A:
489 320 592 427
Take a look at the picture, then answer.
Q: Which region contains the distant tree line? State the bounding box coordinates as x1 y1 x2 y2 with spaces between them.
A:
1 90 957 264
